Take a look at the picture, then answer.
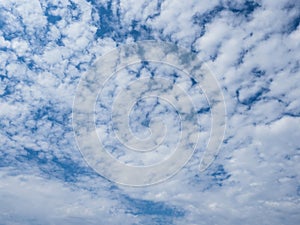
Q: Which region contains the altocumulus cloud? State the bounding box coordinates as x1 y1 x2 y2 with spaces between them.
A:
0 0 299 224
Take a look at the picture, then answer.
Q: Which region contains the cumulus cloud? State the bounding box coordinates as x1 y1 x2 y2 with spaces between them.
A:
0 0 299 224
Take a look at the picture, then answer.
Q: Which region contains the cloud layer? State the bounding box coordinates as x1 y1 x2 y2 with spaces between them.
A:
0 0 299 224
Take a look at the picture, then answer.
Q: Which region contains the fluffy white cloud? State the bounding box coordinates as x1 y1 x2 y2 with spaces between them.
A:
0 0 299 224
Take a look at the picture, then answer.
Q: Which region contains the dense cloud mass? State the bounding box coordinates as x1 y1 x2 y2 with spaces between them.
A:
0 0 299 224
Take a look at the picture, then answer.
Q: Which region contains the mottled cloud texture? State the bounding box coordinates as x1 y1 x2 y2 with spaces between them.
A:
0 0 299 224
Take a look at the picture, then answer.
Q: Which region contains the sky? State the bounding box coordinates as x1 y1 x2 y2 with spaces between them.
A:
0 0 299 224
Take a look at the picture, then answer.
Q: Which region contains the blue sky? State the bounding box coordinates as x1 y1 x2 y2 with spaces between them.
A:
0 0 299 224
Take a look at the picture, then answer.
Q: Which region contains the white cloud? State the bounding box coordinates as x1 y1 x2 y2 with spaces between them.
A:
0 0 299 224
0 169 139 225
